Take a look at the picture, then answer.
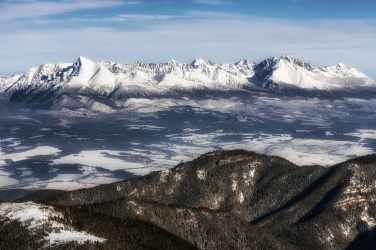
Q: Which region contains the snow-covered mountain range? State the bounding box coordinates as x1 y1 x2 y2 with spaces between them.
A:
1 55 375 110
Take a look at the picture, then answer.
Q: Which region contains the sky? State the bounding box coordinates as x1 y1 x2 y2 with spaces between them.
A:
0 0 375 79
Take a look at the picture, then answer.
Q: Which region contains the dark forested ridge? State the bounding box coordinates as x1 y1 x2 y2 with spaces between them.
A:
4 150 376 249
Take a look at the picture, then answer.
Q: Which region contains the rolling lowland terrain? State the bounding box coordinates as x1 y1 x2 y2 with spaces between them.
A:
1 150 376 249
1 56 376 248
1 55 376 193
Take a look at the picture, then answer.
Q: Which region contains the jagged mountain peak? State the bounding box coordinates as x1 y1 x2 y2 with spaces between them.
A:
258 55 318 72
11 72 23 77
73 56 97 70
322 62 367 78
76 56 93 64
67 56 118 95
191 58 216 68
235 58 256 67
167 59 180 65
279 55 305 63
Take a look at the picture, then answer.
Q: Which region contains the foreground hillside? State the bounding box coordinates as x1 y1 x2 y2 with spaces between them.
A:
2 150 376 249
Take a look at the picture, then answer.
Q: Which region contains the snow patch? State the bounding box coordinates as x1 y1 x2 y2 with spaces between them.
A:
231 180 238 191
197 169 207 180
0 202 106 246
211 194 224 210
326 229 335 245
239 192 245 203
159 170 170 183
341 224 351 237
175 173 182 181
361 208 376 228
52 150 145 175
0 146 61 166
47 230 105 245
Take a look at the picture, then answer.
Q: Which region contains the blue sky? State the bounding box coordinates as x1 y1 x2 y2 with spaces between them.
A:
1 0 375 79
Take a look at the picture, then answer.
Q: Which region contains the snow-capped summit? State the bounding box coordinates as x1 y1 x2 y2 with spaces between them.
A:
235 59 256 67
167 59 180 67
191 58 216 68
322 63 368 78
257 56 319 74
68 56 118 95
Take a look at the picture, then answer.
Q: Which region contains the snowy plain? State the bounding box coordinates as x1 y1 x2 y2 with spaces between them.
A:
1 94 376 191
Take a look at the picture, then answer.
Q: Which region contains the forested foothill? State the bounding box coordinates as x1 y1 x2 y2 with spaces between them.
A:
2 150 376 249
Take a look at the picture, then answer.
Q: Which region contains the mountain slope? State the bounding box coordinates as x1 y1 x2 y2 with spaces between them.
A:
0 201 196 249
14 150 376 249
1 56 375 110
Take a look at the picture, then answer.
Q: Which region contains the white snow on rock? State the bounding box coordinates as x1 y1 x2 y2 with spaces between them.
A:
239 192 245 203
196 169 207 180
361 208 376 228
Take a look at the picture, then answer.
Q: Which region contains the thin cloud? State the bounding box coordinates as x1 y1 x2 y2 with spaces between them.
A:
193 0 226 5
185 10 234 18
0 0 132 20
117 14 188 21
35 14 189 24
